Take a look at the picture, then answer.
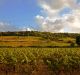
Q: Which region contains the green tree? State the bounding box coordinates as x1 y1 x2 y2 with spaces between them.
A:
76 36 80 46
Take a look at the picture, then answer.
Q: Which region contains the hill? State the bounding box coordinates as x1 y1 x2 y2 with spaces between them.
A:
0 31 79 47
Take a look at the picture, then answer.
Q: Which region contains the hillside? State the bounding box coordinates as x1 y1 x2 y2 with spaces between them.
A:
0 31 79 47
0 36 75 47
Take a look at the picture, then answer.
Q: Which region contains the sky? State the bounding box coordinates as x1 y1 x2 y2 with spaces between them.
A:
0 0 40 31
0 0 80 33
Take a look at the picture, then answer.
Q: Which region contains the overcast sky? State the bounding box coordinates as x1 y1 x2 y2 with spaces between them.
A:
0 0 80 33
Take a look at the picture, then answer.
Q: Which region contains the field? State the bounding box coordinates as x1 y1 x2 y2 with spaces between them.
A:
0 36 76 47
0 48 80 75
0 31 80 75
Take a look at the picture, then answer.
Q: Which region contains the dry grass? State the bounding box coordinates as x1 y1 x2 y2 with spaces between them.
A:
0 36 75 47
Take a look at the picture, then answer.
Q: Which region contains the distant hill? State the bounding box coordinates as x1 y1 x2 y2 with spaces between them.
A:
0 31 79 47
0 31 80 38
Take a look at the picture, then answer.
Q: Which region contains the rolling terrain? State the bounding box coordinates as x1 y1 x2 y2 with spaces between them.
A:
0 31 78 47
0 31 80 75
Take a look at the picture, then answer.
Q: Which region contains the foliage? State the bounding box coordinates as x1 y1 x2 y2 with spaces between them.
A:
0 31 80 39
70 42 75 47
0 48 80 71
76 36 80 46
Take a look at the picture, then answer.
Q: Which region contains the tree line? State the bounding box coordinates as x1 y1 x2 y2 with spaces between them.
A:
0 31 80 39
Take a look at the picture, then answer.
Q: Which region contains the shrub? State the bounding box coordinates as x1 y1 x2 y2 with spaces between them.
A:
70 42 75 47
76 36 80 46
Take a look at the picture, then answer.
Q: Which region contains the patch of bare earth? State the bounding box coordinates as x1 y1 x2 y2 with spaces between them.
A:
0 61 80 75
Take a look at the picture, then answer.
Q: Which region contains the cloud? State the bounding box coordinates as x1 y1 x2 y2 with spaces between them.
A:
0 22 33 32
21 27 32 31
36 0 80 33
66 10 80 32
36 15 65 32
0 22 19 32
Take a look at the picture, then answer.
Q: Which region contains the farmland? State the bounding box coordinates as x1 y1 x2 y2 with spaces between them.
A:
0 33 77 47
0 31 80 75
0 48 80 75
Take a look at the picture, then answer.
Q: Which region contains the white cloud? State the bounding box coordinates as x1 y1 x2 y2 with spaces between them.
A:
66 10 80 32
36 15 65 32
0 22 33 32
36 0 80 33
21 27 32 31
0 22 19 32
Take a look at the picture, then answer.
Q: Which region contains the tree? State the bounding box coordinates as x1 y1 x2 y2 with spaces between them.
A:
76 36 80 46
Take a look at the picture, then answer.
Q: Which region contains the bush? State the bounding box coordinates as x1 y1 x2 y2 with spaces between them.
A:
76 36 80 46
70 42 75 47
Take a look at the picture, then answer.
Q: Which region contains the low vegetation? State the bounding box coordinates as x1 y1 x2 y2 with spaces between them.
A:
0 31 79 47
0 31 80 75
0 48 80 75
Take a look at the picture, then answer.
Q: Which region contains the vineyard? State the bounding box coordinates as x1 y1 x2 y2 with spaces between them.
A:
0 31 80 75
0 48 80 75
